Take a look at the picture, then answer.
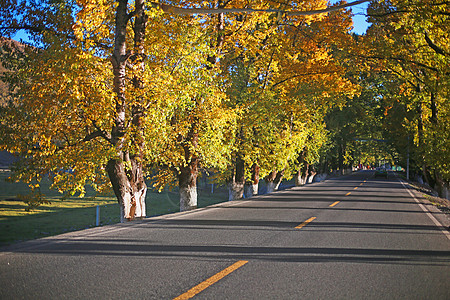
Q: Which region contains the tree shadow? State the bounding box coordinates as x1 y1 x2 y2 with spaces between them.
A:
10 238 449 266
218 205 443 215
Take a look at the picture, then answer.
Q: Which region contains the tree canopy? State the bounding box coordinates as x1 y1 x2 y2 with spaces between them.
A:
1 0 448 220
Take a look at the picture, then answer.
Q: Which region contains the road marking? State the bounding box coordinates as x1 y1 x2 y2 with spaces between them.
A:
345 192 351 196
174 260 248 300
295 217 317 229
360 183 364 186
353 187 358 190
399 180 450 240
329 201 340 207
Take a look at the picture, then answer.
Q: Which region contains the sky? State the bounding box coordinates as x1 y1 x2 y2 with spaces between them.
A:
12 1 371 43
348 2 370 35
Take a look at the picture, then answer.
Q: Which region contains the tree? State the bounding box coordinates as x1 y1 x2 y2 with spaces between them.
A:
362 0 449 192
0 0 374 221
1 0 234 220
212 0 359 197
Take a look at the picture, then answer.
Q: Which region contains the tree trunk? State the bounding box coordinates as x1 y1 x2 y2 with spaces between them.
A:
244 163 260 197
433 170 449 199
295 163 309 186
228 154 245 200
107 0 151 222
179 158 198 211
266 171 276 193
295 150 310 186
107 157 147 222
417 102 433 186
266 170 283 193
338 141 345 176
430 92 438 125
178 118 200 211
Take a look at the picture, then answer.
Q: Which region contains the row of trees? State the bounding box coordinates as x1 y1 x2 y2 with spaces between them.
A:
361 0 449 194
302 0 449 198
0 0 448 221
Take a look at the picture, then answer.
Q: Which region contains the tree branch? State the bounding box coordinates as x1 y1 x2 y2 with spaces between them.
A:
79 129 112 146
424 32 448 56
151 0 370 16
355 53 440 73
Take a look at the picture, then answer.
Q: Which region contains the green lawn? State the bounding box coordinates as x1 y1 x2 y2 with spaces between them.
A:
0 171 228 246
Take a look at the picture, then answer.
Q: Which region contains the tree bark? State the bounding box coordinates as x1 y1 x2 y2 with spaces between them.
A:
178 166 198 211
295 149 309 186
295 163 310 186
178 118 200 210
108 0 148 222
245 163 260 197
430 92 438 125
107 157 146 222
228 154 245 200
338 140 345 175
207 0 225 66
417 102 433 186
178 151 199 211
266 170 283 193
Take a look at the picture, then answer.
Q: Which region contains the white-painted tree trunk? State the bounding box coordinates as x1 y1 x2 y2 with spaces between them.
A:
266 181 276 193
245 183 258 198
228 182 244 201
295 174 308 186
107 158 147 223
308 173 316 183
118 187 147 223
180 185 197 211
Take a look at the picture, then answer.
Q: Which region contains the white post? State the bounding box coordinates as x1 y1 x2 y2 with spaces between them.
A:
96 205 100 226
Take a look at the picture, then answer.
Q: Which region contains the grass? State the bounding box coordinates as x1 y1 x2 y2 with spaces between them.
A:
0 171 228 246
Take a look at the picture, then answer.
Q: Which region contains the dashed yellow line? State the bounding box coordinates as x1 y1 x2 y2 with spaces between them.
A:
173 260 248 300
329 201 340 207
353 187 358 190
345 192 351 196
295 217 317 229
360 183 364 186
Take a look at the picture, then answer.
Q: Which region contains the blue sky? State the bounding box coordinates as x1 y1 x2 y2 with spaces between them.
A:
348 1 370 35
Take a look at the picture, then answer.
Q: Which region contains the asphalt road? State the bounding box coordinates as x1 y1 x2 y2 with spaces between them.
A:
1 170 449 299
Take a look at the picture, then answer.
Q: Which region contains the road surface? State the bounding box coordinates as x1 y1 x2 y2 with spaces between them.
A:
1 170 449 299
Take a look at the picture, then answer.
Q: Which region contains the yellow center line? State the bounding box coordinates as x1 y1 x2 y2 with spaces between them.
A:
353 187 358 190
364 180 367 183
295 217 317 229
345 192 351 196
360 183 364 186
173 260 248 300
329 201 340 207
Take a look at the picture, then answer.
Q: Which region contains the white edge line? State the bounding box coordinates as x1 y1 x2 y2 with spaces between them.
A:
399 180 450 240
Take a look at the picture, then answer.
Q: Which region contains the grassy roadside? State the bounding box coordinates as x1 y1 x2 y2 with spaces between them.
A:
0 171 228 246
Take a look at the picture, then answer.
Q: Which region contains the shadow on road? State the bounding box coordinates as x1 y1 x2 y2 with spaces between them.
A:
10 238 449 266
